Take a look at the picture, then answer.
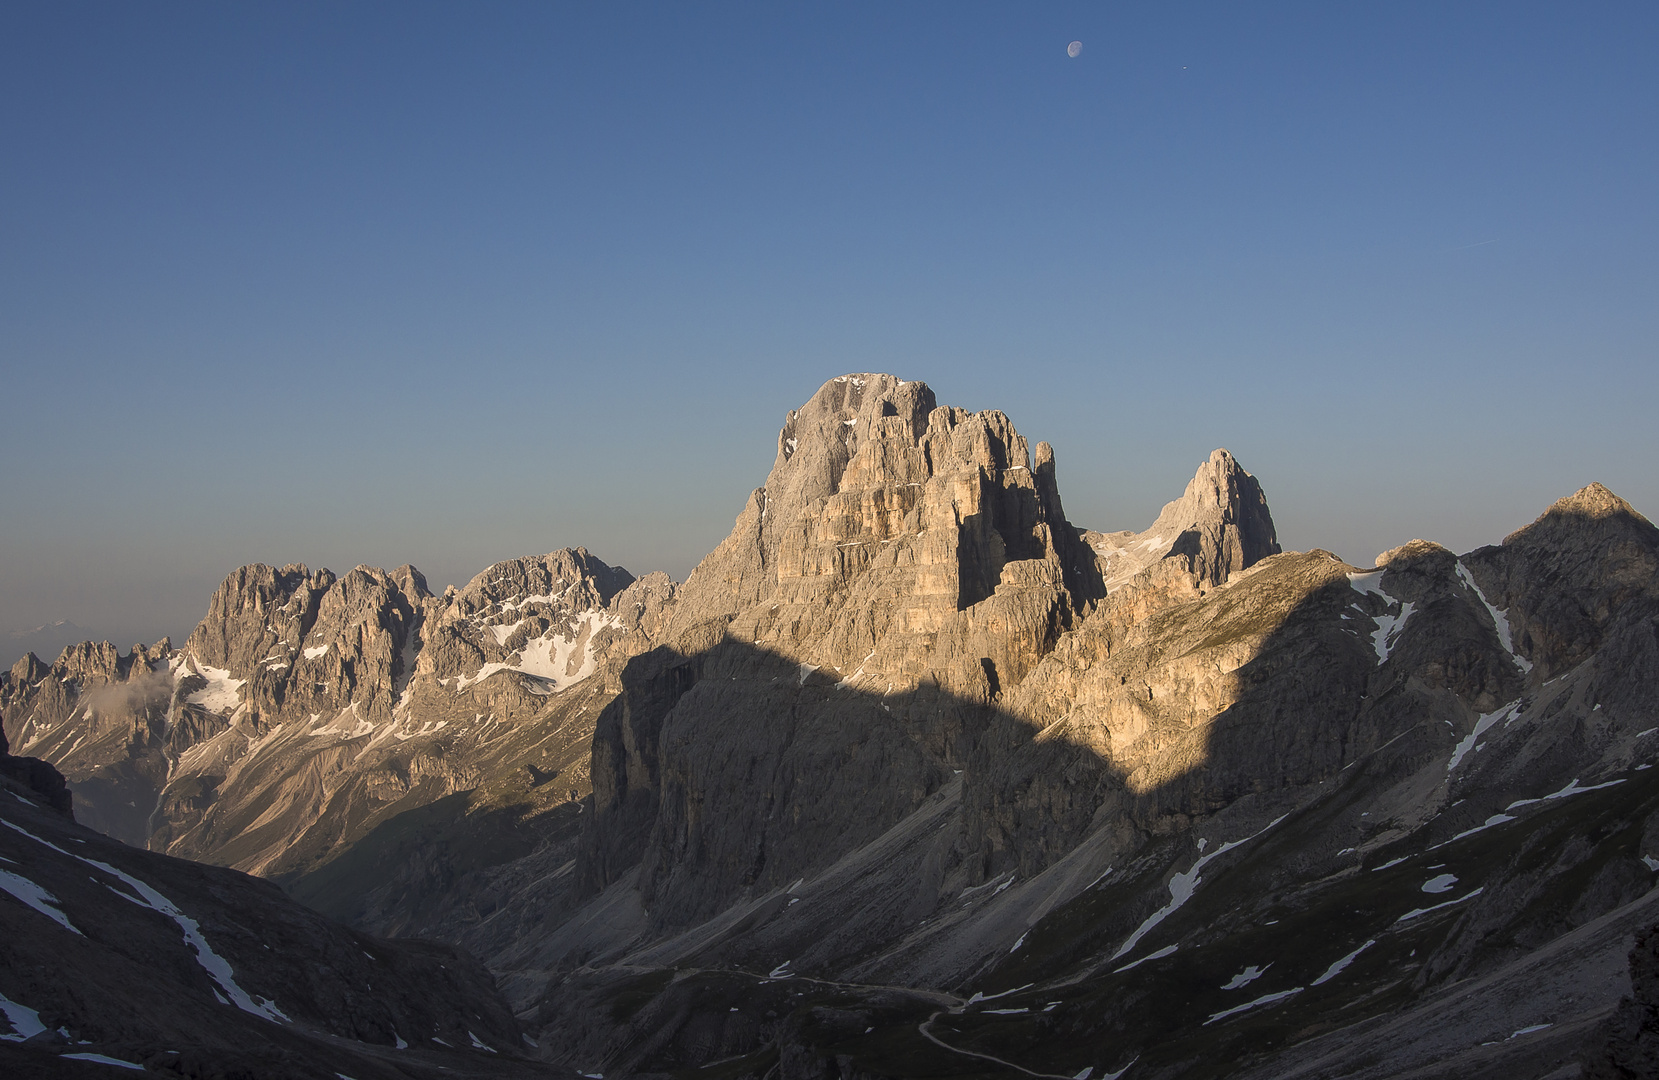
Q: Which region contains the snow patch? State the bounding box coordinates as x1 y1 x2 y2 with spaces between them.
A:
1204 987 1304 1026
965 984 1032 1004
1 820 287 1023
1221 964 1270 990
1369 602 1415 661
1348 572 1414 662
498 585 574 612
179 660 245 713
0 990 46 1042
1111 817 1285 961
0 868 82 934
1448 702 1520 772
63 1055 144 1071
1396 887 1483 923
1113 943 1179 973
1347 570 1388 596
1456 562 1533 672
835 650 877 689
1311 939 1375 986
456 611 622 693
1440 815 1516 846
1421 873 1459 894
1506 776 1626 810
303 644 329 660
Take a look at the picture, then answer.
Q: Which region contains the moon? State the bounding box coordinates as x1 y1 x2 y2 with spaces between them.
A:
1067 40 1082 58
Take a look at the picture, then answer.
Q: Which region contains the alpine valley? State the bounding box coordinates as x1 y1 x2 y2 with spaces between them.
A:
5 374 1659 1080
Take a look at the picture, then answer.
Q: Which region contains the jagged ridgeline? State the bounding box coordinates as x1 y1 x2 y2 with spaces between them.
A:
3 373 1659 1080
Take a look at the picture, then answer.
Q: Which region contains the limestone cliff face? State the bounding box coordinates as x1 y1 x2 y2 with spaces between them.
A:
0 546 674 890
10 375 1659 1080
182 562 428 733
1082 447 1280 594
154 549 670 881
664 373 1096 654
963 536 1533 887
586 374 1134 928
539 467 1659 1080
0 713 74 816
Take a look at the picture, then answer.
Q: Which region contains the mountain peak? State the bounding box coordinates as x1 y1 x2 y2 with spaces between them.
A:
1544 481 1641 521
673 372 1088 630
1086 448 1280 592
1500 481 1657 548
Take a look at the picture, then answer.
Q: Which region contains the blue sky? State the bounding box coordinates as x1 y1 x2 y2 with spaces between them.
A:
2 2 1656 648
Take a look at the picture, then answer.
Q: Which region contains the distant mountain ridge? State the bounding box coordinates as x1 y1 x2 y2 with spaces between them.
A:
5 621 101 669
4 373 1658 1079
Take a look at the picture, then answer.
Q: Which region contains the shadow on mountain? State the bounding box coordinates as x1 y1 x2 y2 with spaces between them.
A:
519 497 1659 1079
575 553 1465 941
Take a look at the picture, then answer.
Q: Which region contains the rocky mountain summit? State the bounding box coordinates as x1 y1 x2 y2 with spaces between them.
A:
1082 446 1279 594
5 373 1659 1079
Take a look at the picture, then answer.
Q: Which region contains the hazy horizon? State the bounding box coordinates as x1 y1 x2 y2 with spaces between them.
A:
6 392 1650 657
4 4 1656 656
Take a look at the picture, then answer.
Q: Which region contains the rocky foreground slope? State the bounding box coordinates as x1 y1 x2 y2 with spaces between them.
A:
6 373 1659 1078
0 726 567 1078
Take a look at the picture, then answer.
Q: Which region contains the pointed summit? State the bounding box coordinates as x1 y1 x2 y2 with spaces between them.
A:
1085 449 1280 591
1535 481 1648 526
1500 481 1657 548
1461 480 1659 679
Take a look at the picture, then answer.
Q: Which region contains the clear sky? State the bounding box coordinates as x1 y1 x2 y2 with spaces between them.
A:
2 2 1656 651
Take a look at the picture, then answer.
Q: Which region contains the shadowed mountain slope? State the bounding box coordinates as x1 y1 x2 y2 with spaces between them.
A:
0 742 574 1078
4 375 1658 1079
517 490 1659 1080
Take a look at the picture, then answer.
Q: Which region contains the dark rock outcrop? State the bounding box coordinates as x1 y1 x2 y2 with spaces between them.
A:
1584 922 1659 1079
0 717 72 816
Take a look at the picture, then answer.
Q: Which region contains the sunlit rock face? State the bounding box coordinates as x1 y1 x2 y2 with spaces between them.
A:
0 546 676 889
538 385 1659 1080
1083 447 1280 594
9 374 1659 1080
584 374 1124 928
